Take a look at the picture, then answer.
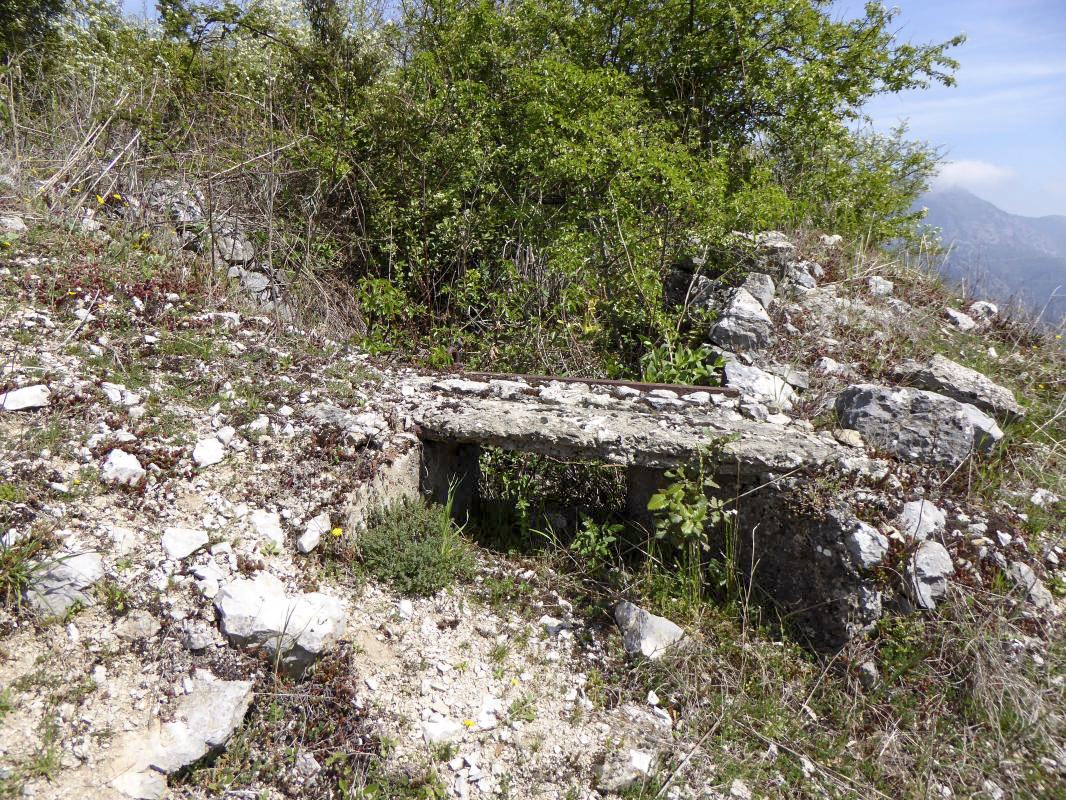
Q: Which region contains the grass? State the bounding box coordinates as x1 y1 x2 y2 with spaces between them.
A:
340 497 475 597
0 530 55 610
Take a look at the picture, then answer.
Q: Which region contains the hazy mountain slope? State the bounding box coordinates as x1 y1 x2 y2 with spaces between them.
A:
920 187 1066 325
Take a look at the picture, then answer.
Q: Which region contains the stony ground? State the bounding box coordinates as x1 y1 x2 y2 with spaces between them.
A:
0 208 1063 800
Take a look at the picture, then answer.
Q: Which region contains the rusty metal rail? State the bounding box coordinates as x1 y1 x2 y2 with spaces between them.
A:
448 370 739 397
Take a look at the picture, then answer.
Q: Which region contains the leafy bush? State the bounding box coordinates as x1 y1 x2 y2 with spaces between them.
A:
357 497 474 596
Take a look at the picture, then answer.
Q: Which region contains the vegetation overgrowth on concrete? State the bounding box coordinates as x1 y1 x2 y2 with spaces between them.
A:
0 2 1063 800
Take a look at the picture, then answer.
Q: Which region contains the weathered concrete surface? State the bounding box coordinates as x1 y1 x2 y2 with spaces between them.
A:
411 389 842 479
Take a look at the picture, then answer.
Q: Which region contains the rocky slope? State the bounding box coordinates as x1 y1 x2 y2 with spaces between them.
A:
0 192 1063 799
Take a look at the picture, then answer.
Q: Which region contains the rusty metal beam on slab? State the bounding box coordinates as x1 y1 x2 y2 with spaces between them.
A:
452 371 739 397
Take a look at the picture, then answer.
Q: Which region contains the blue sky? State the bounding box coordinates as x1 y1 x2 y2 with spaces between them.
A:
833 0 1066 217
123 0 1066 217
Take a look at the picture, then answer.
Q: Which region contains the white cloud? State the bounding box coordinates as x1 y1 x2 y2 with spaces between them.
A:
933 160 1015 190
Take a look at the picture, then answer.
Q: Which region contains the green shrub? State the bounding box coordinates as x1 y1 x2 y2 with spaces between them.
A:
357 497 474 596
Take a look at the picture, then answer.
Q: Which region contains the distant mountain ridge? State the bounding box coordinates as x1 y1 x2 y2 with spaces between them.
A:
919 187 1066 326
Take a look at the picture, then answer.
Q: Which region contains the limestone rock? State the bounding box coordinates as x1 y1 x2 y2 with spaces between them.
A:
25 551 104 616
943 307 977 331
192 437 225 467
741 272 775 309
868 276 894 296
969 300 998 321
843 519 888 569
723 362 796 410
709 287 775 352
0 215 27 234
114 610 161 641
896 500 946 541
0 384 50 411
614 600 684 659
297 511 330 554
783 262 817 290
892 353 1023 419
250 509 285 548
907 541 954 609
215 233 255 265
1007 561 1054 610
108 671 252 798
422 719 462 745
835 384 1003 467
101 449 146 486
161 526 208 560
596 747 656 792
663 270 715 308
214 572 346 675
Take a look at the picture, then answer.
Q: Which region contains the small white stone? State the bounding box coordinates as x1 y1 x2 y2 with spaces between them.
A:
216 425 236 446
0 384 50 411
193 438 225 467
297 512 330 554
250 510 285 548
101 449 146 486
161 527 208 560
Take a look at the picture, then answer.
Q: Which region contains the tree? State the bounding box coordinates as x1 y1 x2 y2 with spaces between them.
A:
1 0 66 62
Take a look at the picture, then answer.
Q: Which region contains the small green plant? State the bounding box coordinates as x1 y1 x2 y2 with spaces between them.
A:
96 579 131 617
507 695 536 723
640 340 724 386
489 643 510 664
0 531 53 610
569 516 622 570
357 495 474 596
647 459 735 607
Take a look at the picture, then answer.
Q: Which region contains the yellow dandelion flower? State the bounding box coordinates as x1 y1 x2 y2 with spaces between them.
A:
331 526 343 537
96 195 105 205
461 719 475 728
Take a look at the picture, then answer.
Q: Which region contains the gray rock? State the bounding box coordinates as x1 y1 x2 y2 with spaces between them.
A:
907 541 954 609
969 300 998 321
614 600 684 659
114 610 161 641
754 231 797 270
25 551 104 616
215 234 255 265
820 233 843 247
663 270 715 309
1007 561 1053 610
422 719 462 745
844 520 888 569
857 660 880 689
868 276 894 296
192 437 225 467
943 307 977 331
0 215 27 234
896 500 946 541
741 272 775 309
101 449 146 486
161 526 208 560
144 179 204 228
835 384 1003 467
0 384 50 411
783 263 817 290
228 266 270 294
723 362 796 410
892 353 1023 419
214 572 346 675
297 512 330 554
250 509 285 548
596 746 656 792
108 671 252 798
709 288 775 352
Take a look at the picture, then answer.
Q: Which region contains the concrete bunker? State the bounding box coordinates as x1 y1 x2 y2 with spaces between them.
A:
408 380 888 648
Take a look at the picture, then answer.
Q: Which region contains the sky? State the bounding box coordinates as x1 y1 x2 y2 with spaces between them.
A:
122 0 1066 218
833 0 1066 218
